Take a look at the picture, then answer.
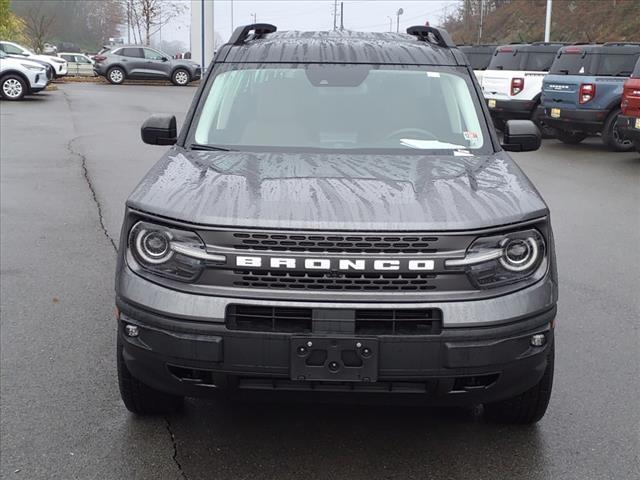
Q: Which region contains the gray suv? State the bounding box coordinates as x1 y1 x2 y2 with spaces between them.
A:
93 45 201 86
117 24 556 424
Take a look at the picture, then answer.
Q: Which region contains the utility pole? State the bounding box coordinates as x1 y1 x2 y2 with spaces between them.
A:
544 0 553 42
478 0 484 43
396 8 403 33
251 13 257 23
126 0 131 43
231 0 234 32
340 2 344 30
333 0 338 30
388 16 393 32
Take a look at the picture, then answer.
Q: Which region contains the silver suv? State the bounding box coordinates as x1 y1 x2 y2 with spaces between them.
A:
93 45 201 86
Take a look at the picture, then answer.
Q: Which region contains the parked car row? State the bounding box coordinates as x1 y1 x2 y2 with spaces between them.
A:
0 50 50 100
461 42 640 152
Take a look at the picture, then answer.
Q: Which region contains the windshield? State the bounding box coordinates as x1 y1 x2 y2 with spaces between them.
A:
549 50 590 74
488 49 523 70
191 64 489 154
594 53 639 76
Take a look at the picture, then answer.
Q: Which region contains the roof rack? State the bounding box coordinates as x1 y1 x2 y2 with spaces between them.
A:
406 26 455 48
229 23 277 45
603 42 640 46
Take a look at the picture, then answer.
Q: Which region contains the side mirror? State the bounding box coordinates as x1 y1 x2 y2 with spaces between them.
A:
141 114 177 145
501 120 541 152
161 56 168 62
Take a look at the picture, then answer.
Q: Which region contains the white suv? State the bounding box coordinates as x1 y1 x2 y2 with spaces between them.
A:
482 42 565 131
0 41 67 78
0 50 49 100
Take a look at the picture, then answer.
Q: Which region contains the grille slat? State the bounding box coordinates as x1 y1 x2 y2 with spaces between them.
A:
232 233 439 254
232 270 438 291
226 306 442 335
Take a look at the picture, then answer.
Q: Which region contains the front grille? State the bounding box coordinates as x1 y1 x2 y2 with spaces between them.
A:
232 270 438 291
232 232 439 254
226 306 442 335
355 309 442 335
226 305 312 333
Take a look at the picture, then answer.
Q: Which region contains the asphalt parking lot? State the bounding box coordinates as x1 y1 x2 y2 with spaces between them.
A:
1 83 639 480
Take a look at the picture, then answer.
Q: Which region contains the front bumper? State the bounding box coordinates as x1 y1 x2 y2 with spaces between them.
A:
487 98 538 120
616 114 640 143
117 266 557 405
540 106 609 134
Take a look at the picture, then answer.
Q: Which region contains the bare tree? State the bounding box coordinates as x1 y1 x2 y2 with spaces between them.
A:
129 0 185 45
21 3 56 53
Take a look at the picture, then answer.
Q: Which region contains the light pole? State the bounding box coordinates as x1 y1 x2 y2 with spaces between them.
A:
387 16 393 32
544 0 553 42
396 8 403 33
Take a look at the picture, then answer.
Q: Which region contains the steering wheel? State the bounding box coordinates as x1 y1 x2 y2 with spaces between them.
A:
384 128 437 141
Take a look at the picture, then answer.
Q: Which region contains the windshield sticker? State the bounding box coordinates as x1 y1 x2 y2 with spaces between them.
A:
463 131 479 141
427 72 440 78
400 138 466 150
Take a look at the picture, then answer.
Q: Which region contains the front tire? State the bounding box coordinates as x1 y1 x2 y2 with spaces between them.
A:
602 109 634 152
484 343 554 424
171 68 190 86
556 130 588 144
107 66 125 85
117 342 183 415
1 74 27 101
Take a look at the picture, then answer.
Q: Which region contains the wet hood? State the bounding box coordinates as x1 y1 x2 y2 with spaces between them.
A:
127 148 548 231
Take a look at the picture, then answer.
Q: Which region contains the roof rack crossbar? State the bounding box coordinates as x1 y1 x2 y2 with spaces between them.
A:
229 23 277 45
406 26 455 48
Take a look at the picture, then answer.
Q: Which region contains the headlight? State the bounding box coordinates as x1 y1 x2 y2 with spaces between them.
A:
21 63 44 72
128 221 225 282
445 229 546 289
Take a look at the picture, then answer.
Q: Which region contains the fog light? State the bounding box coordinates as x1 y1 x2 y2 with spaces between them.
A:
125 324 139 337
530 333 546 347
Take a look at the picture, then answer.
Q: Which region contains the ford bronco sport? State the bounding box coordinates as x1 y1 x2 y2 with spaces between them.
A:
459 44 497 84
617 57 640 152
482 42 565 132
541 43 640 151
116 25 557 424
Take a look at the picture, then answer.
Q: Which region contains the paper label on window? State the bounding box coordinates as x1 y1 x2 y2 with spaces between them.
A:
427 72 440 77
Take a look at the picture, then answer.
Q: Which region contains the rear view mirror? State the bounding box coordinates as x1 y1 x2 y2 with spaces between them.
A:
141 114 177 145
502 120 541 152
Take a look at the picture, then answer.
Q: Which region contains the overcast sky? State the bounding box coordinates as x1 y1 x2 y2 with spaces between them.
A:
164 0 460 48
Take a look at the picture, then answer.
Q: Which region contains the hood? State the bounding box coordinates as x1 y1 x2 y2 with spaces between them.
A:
127 148 548 231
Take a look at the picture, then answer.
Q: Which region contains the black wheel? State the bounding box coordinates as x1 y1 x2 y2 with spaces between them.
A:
531 107 555 139
484 343 554 424
107 66 125 85
0 74 27 101
171 68 190 86
492 118 506 132
117 342 183 415
602 109 634 152
556 130 588 144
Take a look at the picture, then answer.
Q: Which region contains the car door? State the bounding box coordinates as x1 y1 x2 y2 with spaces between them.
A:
118 47 145 76
60 54 78 75
75 55 94 76
141 48 170 79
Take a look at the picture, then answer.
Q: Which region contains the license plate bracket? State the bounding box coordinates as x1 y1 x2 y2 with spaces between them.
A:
290 336 378 382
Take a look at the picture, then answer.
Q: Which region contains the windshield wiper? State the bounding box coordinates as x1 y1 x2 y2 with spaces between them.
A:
189 143 234 152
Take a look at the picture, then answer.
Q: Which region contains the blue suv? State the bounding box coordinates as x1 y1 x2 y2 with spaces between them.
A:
541 43 640 151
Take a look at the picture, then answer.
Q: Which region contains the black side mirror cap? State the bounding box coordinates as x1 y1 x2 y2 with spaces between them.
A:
141 114 177 145
501 119 541 152
162 57 168 61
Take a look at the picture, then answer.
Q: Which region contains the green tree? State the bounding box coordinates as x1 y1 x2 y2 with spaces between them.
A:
0 0 26 42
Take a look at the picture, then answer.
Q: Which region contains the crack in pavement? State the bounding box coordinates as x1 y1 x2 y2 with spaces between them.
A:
66 137 118 252
62 86 186 480
165 418 189 480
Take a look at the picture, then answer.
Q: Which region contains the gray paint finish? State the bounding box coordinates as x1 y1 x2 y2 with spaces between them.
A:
127 148 548 230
